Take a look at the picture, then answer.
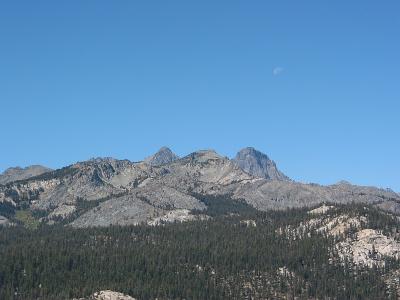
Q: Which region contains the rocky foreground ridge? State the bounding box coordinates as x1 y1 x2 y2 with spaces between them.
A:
280 204 400 268
75 290 136 300
0 147 399 228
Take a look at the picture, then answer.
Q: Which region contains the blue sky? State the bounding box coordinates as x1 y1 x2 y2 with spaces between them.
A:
0 1 399 191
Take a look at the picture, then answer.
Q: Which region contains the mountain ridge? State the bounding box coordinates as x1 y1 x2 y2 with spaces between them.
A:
0 147 399 228
0 165 52 185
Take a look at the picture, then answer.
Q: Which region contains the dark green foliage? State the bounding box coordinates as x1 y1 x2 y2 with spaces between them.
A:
14 210 40 230
0 205 397 300
31 209 49 220
192 193 259 217
0 202 15 219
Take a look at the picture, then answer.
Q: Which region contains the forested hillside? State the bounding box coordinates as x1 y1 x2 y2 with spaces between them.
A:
1 202 400 299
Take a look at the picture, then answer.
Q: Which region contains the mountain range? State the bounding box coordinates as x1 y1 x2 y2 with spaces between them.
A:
1 147 399 227
0 165 52 185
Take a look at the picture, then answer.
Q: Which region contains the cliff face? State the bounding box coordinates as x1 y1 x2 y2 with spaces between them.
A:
232 147 289 181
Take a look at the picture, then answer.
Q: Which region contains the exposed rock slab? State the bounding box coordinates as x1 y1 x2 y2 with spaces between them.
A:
147 209 209 225
70 195 160 227
308 204 334 215
135 183 205 210
336 229 400 267
48 204 76 219
75 290 136 300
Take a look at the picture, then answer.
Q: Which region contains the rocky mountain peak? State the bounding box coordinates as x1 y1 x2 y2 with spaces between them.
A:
184 149 224 163
144 147 179 166
0 165 52 185
233 147 290 181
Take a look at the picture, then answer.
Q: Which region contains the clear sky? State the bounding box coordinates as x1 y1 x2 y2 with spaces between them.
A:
0 1 399 191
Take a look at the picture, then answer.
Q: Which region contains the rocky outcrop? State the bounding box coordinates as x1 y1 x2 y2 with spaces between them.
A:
337 229 400 267
240 219 257 227
232 147 289 181
48 204 76 219
75 290 136 300
147 209 209 225
279 207 367 238
0 165 52 185
144 147 179 166
308 204 334 215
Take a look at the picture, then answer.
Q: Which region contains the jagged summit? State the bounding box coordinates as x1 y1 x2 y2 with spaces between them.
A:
144 147 179 166
232 147 290 181
183 149 223 163
0 165 52 185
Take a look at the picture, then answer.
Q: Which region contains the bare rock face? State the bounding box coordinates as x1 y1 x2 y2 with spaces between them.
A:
70 194 159 228
308 204 334 215
337 229 400 267
75 290 136 300
279 206 367 238
0 165 52 185
147 209 209 225
48 204 76 219
144 147 179 166
135 183 206 210
233 147 289 181
167 150 254 186
93 290 136 300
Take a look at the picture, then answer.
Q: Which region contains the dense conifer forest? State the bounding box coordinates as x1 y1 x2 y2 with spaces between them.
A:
1 200 400 299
